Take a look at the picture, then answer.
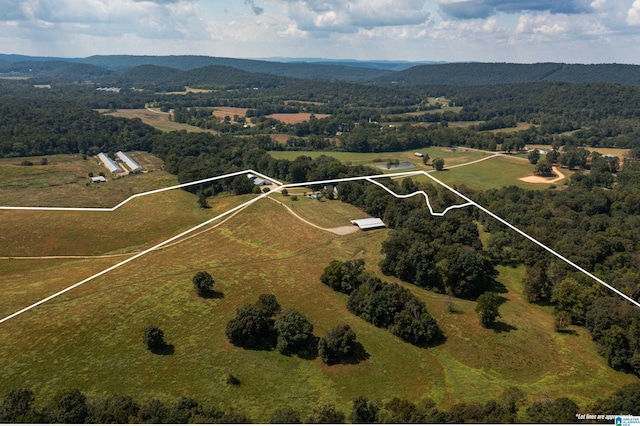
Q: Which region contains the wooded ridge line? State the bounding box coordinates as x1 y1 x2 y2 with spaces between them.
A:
2 54 640 86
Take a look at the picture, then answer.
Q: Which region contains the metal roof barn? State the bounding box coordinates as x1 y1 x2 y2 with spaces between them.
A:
116 151 143 173
350 218 386 230
97 152 122 173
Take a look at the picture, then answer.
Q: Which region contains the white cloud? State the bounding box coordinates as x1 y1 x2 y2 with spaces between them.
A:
628 0 640 25
281 0 430 33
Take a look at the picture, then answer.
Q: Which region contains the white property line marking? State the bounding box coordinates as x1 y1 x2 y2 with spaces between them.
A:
364 177 475 216
419 171 640 309
0 169 281 212
1 168 638 325
0 186 274 324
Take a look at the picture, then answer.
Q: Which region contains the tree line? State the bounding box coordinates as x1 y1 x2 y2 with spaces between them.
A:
3 383 639 423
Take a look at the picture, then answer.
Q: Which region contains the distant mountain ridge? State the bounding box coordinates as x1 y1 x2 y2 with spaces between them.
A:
374 62 640 86
2 54 640 86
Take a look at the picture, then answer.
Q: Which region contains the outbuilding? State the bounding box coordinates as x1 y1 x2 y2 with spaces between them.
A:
90 176 106 183
116 151 143 173
97 152 122 173
350 218 386 230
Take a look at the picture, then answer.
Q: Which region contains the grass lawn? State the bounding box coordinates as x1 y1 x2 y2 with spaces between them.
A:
0 196 636 421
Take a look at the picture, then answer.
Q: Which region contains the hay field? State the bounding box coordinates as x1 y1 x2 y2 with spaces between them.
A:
0 191 635 421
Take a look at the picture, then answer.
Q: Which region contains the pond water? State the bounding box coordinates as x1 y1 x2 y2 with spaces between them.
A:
375 162 416 170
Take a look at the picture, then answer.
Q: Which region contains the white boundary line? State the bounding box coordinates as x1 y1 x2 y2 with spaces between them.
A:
0 169 281 212
1 168 638 325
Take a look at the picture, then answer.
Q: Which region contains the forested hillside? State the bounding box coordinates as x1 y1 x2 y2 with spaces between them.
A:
377 62 640 86
3 54 640 86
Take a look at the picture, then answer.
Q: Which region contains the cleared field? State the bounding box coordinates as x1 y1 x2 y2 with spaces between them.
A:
101 109 218 133
269 192 368 228
0 191 252 258
268 148 491 172
527 144 630 159
0 195 636 422
0 153 176 207
211 106 249 120
266 113 331 124
426 155 574 191
161 87 216 95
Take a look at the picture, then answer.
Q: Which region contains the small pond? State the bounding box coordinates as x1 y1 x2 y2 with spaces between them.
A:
375 162 416 171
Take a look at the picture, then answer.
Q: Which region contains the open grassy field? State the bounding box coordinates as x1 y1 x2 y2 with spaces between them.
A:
527 144 630 159
0 153 177 208
0 188 636 421
425 154 574 191
269 191 368 228
100 109 218 133
269 148 491 171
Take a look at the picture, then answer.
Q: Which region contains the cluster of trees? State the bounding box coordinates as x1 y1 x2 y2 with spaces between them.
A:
321 259 442 347
225 293 363 364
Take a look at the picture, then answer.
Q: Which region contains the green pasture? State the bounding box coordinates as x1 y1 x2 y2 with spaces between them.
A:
429 155 573 191
0 196 635 421
268 148 491 173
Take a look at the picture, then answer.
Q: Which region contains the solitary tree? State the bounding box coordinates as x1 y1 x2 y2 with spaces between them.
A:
475 292 501 328
197 191 209 209
318 324 357 365
528 149 540 165
422 153 430 166
432 158 445 171
143 325 166 351
192 271 214 297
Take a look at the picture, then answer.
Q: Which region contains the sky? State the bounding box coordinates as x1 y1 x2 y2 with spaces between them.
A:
1 0 640 64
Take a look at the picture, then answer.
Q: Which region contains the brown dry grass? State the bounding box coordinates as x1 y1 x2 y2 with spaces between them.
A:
266 113 331 124
211 107 249 120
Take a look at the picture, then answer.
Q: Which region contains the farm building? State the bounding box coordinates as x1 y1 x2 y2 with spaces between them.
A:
116 151 143 173
414 152 424 157
247 174 271 186
351 218 386 230
97 153 122 173
90 176 106 183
